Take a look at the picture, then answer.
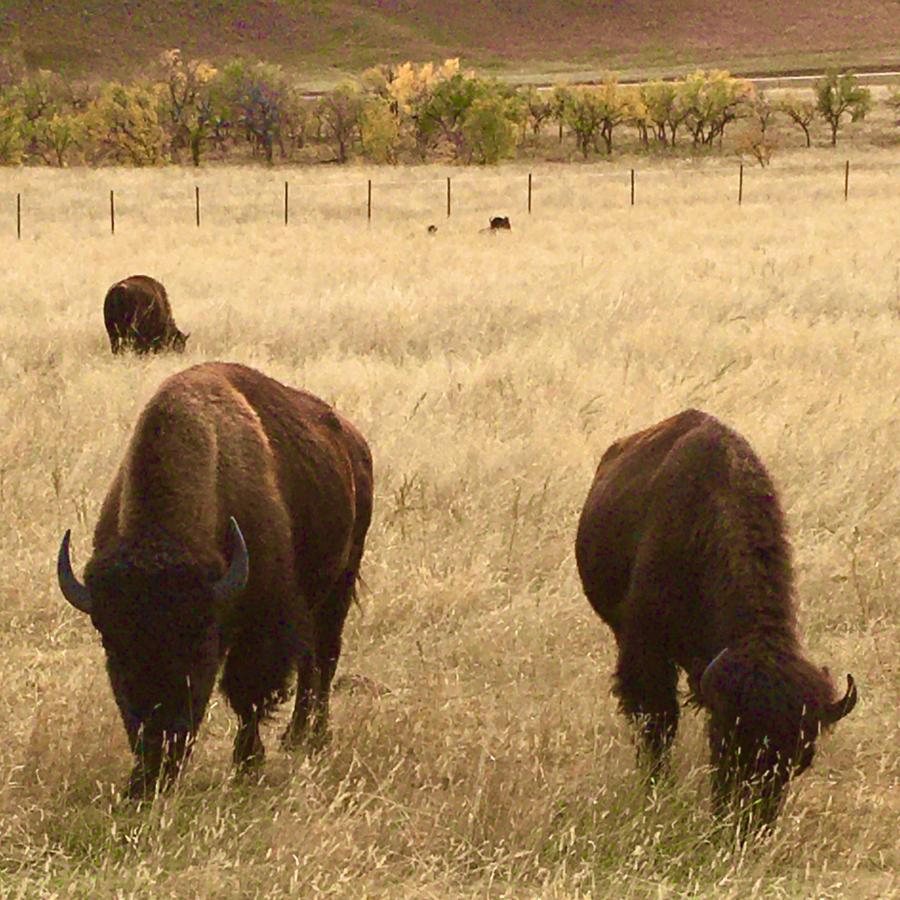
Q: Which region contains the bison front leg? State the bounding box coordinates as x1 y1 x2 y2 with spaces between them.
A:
125 731 164 799
233 705 265 773
613 645 680 783
124 730 194 799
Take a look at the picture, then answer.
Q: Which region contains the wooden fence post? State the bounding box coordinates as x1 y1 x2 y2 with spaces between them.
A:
110 190 115 235
367 179 372 222
446 176 451 218
844 160 850 201
528 172 532 213
16 192 21 240
738 164 744 206
284 181 289 225
195 185 201 227
630 169 635 206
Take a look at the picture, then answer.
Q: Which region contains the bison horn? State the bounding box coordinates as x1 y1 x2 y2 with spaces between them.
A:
57 530 93 614
821 674 858 726
699 646 731 703
212 517 249 609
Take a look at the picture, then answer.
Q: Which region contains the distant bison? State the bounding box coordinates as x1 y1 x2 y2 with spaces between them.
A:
575 409 856 831
58 362 373 797
489 216 511 230
103 275 188 354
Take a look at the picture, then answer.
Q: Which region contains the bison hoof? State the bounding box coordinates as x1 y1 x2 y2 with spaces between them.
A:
281 724 331 755
125 771 160 801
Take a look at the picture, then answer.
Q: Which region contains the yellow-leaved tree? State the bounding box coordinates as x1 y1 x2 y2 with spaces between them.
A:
85 81 168 165
156 49 218 166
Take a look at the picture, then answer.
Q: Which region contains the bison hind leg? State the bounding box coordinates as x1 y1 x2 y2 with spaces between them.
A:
614 648 680 782
282 571 357 753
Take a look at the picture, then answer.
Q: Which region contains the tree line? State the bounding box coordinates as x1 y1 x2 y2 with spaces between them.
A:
0 49 894 168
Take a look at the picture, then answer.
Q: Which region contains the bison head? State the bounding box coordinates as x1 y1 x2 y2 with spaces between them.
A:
57 518 248 797
171 329 189 353
695 646 857 831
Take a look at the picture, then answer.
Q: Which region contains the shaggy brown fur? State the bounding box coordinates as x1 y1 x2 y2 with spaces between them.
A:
58 362 373 797
103 275 188 354
575 409 856 831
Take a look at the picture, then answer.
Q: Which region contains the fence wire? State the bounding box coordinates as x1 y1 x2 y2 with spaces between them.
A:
5 159 899 237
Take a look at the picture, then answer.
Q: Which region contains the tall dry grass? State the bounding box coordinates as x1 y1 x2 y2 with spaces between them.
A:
0 148 898 898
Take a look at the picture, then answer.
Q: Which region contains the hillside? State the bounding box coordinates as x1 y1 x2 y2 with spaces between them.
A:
2 0 900 83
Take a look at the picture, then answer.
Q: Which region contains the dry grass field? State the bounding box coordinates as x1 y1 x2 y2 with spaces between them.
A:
1 147 899 897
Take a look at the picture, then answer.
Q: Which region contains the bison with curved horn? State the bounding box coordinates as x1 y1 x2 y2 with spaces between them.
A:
575 409 856 833
103 274 188 354
58 362 373 798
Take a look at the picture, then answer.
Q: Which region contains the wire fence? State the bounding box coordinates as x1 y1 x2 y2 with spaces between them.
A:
6 158 900 238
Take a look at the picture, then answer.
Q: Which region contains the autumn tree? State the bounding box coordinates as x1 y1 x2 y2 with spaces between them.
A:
778 92 816 147
550 84 571 144
318 82 365 162
639 81 686 145
216 60 290 164
0 91 24 164
679 70 754 147
461 90 519 163
156 49 218 165
814 71 872 146
560 78 629 157
359 96 403 163
588 76 629 154
886 84 900 123
521 86 552 138
85 81 168 165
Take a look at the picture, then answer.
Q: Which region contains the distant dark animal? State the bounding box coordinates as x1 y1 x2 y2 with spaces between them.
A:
103 275 188 355
427 224 438 234
489 216 511 230
575 409 857 832
58 362 373 798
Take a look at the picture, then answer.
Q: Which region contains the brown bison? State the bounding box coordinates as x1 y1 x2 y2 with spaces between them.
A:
103 275 188 354
57 362 373 797
575 409 856 831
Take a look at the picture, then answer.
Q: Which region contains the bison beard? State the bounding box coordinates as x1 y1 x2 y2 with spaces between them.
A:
58 362 373 798
575 409 856 835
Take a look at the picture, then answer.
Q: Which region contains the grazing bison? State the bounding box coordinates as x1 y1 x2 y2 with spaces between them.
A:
57 362 373 798
103 275 188 354
489 216 511 230
575 409 857 831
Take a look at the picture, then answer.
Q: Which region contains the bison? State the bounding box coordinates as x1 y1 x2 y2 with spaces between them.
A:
57 362 373 797
103 275 188 355
575 409 857 832
489 216 511 230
